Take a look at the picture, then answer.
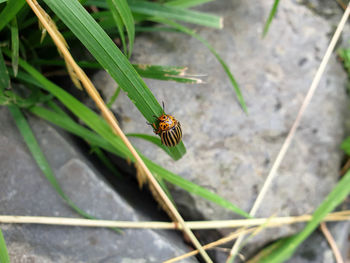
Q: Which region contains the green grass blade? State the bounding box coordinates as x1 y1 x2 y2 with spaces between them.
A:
0 48 10 92
85 0 222 28
165 0 214 8
0 229 10 263
152 18 248 113
107 86 121 108
256 170 350 262
40 0 186 157
133 64 202 83
262 0 280 38
90 145 122 177
0 0 25 32
127 133 180 160
10 17 19 77
341 137 350 155
30 105 250 218
7 104 121 233
106 0 135 57
128 0 222 29
338 47 350 74
107 1 127 55
32 59 201 83
145 159 252 218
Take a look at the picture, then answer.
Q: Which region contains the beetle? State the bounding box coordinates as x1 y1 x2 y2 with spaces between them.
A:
149 103 182 147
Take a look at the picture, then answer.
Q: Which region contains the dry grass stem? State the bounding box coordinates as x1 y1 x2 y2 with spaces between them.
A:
227 3 350 262
0 211 349 229
25 0 211 262
320 222 345 263
164 228 257 263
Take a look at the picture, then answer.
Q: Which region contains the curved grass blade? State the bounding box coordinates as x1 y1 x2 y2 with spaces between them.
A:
32 105 250 218
84 0 222 29
10 17 19 77
254 170 350 262
0 48 10 92
40 0 186 157
107 86 121 108
262 0 280 38
0 0 25 32
0 229 10 263
8 104 121 233
151 18 248 113
127 133 179 160
106 0 135 57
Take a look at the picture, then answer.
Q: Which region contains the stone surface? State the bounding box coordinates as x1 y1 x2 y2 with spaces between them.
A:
0 107 196 262
93 0 349 257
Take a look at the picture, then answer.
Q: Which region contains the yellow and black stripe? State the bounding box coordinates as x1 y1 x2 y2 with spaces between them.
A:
160 122 182 147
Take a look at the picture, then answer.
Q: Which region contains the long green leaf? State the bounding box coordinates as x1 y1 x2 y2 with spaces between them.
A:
7 104 121 233
85 0 222 28
151 18 247 113
0 48 10 92
0 0 25 32
0 229 10 263
10 17 19 77
256 170 350 262
31 105 250 218
42 0 186 157
32 59 201 83
262 0 280 37
165 0 214 8
106 0 135 57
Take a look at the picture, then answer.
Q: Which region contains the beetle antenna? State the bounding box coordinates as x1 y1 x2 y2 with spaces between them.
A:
162 101 165 113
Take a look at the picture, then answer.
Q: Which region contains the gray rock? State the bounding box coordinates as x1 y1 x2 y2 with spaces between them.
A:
0 107 196 263
93 0 349 258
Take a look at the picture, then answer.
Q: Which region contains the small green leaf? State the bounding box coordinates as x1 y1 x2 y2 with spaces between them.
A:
0 229 10 263
341 137 350 155
107 86 121 108
262 0 280 38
